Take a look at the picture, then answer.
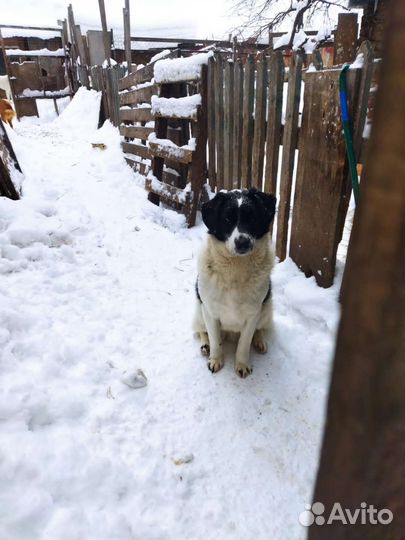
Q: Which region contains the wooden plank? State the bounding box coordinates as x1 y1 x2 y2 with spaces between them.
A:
98 0 111 66
74 24 87 66
334 12 358 65
309 1 405 535
232 58 243 188
152 109 199 121
123 1 132 73
145 177 191 206
240 55 255 188
119 125 154 139
119 108 153 123
289 68 357 288
186 64 208 226
148 141 193 164
122 141 150 160
251 54 267 189
275 52 302 261
207 56 216 189
223 59 234 190
119 84 158 106
125 157 149 175
118 50 177 90
0 24 61 32
264 51 284 195
336 41 374 246
214 54 224 190
149 82 171 205
67 4 78 62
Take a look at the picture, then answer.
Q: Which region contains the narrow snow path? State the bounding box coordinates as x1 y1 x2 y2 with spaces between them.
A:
0 90 341 540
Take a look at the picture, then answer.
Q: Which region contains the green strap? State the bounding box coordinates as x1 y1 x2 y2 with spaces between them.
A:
339 63 360 205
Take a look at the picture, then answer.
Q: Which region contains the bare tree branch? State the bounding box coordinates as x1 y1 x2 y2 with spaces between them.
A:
229 0 351 48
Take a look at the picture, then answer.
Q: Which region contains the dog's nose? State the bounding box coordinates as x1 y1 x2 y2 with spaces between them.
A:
234 235 252 254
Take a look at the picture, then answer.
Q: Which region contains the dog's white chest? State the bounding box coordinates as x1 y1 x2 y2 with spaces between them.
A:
200 273 265 332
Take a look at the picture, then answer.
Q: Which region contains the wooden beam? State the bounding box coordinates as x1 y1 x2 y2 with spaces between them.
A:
98 0 111 66
264 51 284 195
120 108 153 123
123 1 132 73
309 0 405 536
119 125 154 139
240 54 255 188
334 12 359 64
251 53 267 189
119 84 158 106
148 141 193 164
275 52 302 261
122 142 150 160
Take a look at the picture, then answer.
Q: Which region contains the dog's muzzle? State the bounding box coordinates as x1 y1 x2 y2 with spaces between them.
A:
234 235 253 255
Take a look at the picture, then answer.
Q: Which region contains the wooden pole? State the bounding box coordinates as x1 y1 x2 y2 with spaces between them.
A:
123 0 132 73
309 0 405 536
98 0 111 66
334 13 358 65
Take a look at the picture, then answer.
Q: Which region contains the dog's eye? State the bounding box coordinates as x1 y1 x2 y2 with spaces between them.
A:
224 208 237 224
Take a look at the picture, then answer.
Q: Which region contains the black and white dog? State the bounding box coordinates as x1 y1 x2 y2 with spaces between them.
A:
193 188 277 378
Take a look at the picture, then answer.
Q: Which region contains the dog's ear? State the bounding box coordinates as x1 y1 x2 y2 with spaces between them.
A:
201 192 227 234
249 189 277 226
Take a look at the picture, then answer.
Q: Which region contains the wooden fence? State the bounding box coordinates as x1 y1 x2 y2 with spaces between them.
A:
206 43 374 287
72 41 374 288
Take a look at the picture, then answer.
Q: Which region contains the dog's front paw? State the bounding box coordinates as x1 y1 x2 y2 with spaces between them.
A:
235 362 252 378
207 356 224 373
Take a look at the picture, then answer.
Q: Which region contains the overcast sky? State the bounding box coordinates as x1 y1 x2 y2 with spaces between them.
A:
1 0 242 40
1 0 355 41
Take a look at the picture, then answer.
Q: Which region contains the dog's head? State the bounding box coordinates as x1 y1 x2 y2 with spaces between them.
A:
201 188 276 256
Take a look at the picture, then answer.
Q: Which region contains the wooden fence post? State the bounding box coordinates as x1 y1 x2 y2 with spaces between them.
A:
275 51 302 261
334 12 359 65
252 54 267 189
264 51 284 196
98 0 111 67
207 56 216 189
289 67 359 288
214 54 224 190
123 0 132 73
240 55 255 188
336 40 374 249
232 58 243 188
309 0 405 535
223 59 234 190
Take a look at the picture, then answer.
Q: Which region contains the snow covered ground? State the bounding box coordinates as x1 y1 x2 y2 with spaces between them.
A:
0 89 343 540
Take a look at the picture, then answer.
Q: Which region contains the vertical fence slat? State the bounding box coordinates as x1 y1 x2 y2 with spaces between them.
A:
336 40 374 247
232 59 243 188
252 54 267 189
207 56 216 190
290 69 359 288
240 55 255 188
224 59 234 190
275 52 303 261
214 54 225 190
264 51 284 195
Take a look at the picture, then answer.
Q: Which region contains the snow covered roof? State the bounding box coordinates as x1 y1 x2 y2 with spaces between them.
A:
0 27 61 39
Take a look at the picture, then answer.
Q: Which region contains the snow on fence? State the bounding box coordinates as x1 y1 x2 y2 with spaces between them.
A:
207 42 374 287
72 40 374 287
118 51 209 227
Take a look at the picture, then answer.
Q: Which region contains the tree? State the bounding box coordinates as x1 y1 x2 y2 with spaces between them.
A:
231 0 351 49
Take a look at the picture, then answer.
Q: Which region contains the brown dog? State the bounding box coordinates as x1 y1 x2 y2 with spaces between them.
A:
0 99 16 128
